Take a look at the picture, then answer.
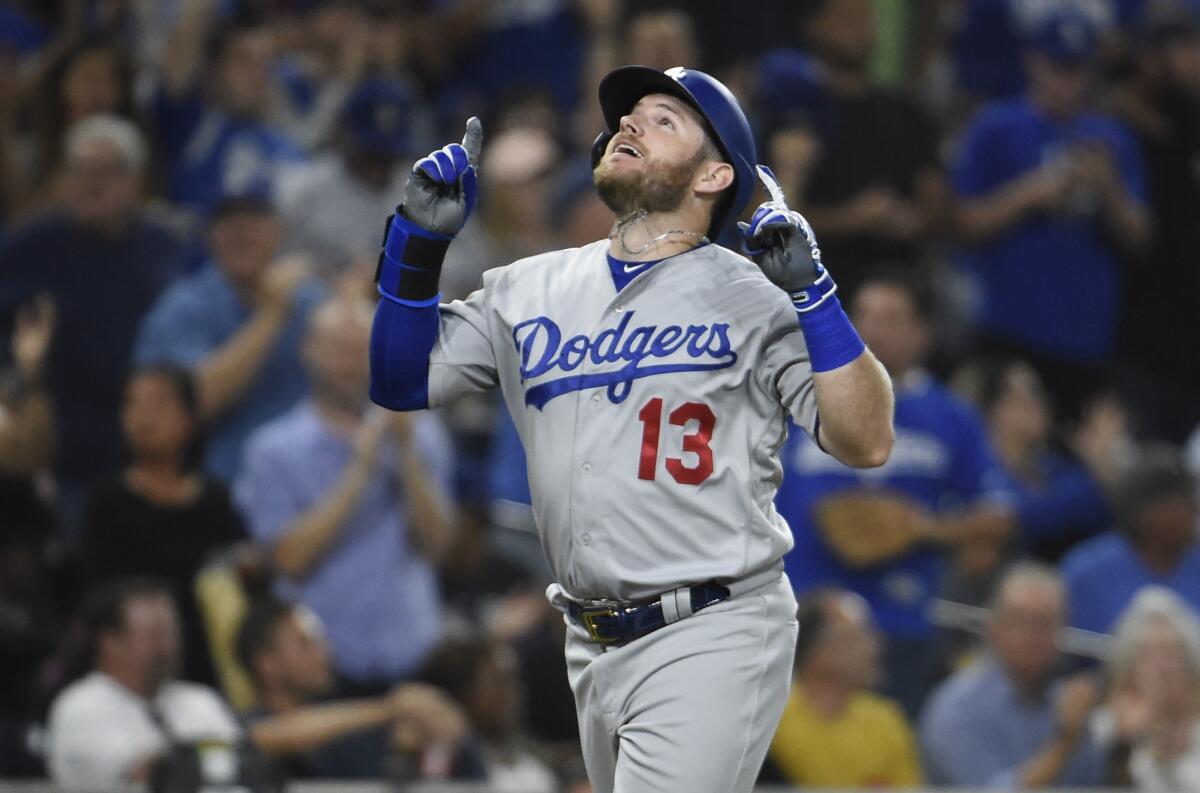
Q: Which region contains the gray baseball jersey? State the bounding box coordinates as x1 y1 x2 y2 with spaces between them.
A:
426 238 819 600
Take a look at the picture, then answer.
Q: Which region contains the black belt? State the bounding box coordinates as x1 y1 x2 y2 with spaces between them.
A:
567 581 731 645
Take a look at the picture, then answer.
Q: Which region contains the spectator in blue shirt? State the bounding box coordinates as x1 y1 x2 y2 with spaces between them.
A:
1062 447 1200 635
134 193 323 483
776 268 1014 715
953 8 1151 422
0 115 183 529
920 562 1104 787
235 298 457 692
153 3 305 213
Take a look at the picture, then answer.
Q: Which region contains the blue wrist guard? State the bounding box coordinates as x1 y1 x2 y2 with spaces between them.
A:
374 210 452 305
793 285 866 373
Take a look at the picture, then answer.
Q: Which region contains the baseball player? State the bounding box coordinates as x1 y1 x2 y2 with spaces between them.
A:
369 66 894 793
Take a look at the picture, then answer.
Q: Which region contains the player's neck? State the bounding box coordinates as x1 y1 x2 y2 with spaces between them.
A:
607 207 709 262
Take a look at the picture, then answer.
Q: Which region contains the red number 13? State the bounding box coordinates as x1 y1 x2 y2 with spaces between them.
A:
636 398 717 485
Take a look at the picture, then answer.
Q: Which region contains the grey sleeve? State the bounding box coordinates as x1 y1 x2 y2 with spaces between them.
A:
427 287 501 407
757 303 819 437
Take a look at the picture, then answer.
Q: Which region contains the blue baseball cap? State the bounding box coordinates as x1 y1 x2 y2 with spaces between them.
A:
1025 9 1099 64
341 79 415 157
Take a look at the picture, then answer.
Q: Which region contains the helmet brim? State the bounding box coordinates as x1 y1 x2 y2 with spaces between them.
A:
599 66 708 132
598 65 735 163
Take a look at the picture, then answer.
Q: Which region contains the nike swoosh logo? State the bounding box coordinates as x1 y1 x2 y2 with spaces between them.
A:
623 262 652 274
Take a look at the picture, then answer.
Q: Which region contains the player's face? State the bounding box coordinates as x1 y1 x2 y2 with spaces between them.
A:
593 93 724 216
122 372 196 464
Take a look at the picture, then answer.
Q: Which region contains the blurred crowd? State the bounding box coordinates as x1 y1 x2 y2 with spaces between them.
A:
1 0 1199 790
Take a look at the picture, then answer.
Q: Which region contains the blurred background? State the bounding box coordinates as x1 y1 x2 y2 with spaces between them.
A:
0 0 1199 790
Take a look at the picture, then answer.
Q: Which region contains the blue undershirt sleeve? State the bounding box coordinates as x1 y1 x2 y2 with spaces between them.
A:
369 295 441 411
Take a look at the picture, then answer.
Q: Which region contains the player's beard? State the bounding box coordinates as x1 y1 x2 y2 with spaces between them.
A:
593 145 705 216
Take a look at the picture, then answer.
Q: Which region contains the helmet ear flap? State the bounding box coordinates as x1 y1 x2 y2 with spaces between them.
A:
591 132 613 169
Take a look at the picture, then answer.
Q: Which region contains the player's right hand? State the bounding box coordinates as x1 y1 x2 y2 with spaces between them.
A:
401 117 483 237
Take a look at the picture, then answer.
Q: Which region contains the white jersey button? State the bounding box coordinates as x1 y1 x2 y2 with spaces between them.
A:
614 305 625 313
581 462 592 473
580 533 592 545
591 394 602 405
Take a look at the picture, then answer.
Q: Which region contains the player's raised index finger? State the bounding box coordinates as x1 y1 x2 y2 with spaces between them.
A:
462 117 483 169
755 164 787 206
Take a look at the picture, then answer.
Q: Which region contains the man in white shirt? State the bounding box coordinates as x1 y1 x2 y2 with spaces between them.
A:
47 578 241 791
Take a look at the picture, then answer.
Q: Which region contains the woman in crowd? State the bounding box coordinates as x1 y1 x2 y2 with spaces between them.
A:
81 364 246 686
954 355 1124 559
1101 587 1200 789
11 35 138 213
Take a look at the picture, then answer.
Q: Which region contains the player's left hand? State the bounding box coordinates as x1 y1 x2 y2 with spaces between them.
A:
401 117 483 237
739 165 836 312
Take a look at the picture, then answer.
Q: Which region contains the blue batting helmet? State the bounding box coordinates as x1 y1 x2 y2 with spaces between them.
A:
592 65 758 239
